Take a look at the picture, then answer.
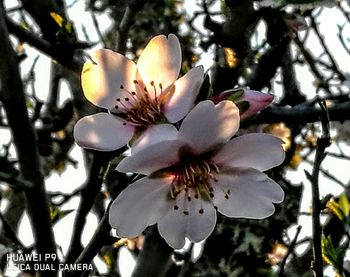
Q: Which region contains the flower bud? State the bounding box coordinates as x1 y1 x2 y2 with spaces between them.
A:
211 88 274 120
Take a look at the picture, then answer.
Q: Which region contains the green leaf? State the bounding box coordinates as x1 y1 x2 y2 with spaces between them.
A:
322 235 348 275
339 193 350 218
50 207 74 225
327 199 344 221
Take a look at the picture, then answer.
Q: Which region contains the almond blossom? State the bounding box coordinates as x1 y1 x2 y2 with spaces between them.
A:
109 100 285 249
74 34 204 151
211 88 274 120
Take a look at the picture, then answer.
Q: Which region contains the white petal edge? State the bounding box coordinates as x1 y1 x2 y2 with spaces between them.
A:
179 100 240 154
117 140 187 175
137 34 181 94
163 66 204 123
82 49 137 110
158 191 217 249
109 176 173 238
131 124 179 155
74 113 135 151
212 167 284 219
213 133 285 171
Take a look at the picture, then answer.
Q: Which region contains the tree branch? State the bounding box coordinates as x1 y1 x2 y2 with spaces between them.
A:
305 101 330 277
0 4 57 277
65 208 113 277
6 17 83 74
64 152 109 264
243 99 350 126
131 226 173 277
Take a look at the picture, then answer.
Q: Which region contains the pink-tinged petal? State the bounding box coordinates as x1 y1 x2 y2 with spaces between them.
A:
179 100 240 154
74 113 135 151
131 124 178 154
239 89 274 120
117 140 186 175
212 167 284 219
109 176 173 238
82 49 137 110
158 192 217 249
213 133 285 171
163 66 204 123
137 34 181 93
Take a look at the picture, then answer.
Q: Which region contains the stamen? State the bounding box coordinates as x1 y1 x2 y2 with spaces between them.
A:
114 80 166 126
150 81 157 99
159 83 163 95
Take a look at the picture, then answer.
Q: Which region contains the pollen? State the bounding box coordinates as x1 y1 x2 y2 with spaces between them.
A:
169 159 220 203
112 80 165 126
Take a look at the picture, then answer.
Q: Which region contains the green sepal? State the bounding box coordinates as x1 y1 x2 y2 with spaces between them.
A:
235 100 250 114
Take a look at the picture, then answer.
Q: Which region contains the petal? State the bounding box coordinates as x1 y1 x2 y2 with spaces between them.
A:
82 49 137 110
239 89 274 120
117 140 187 175
213 133 285 171
109 176 173 238
74 113 135 151
137 34 181 93
131 124 179 154
158 192 217 249
212 167 284 219
179 100 240 154
163 66 204 123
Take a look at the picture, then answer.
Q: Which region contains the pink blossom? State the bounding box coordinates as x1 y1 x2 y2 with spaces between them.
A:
74 34 204 151
109 100 285 249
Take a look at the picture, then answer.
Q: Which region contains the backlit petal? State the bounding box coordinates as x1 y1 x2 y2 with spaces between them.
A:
117 140 186 175
179 100 240 154
158 192 216 249
163 66 204 123
213 133 285 171
73 113 134 151
212 167 284 219
82 49 137 110
131 124 178 154
137 34 181 94
109 176 173 238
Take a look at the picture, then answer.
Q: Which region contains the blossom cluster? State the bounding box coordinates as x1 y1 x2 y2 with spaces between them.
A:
74 34 285 249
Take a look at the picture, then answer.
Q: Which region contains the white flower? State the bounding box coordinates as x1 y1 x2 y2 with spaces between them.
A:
74 34 204 151
109 100 285 249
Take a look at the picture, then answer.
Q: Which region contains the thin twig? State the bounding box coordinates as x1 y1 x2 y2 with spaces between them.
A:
278 225 302 277
65 206 114 277
305 101 331 277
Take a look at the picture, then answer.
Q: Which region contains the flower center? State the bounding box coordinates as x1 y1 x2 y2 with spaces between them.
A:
112 80 166 126
168 157 229 213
